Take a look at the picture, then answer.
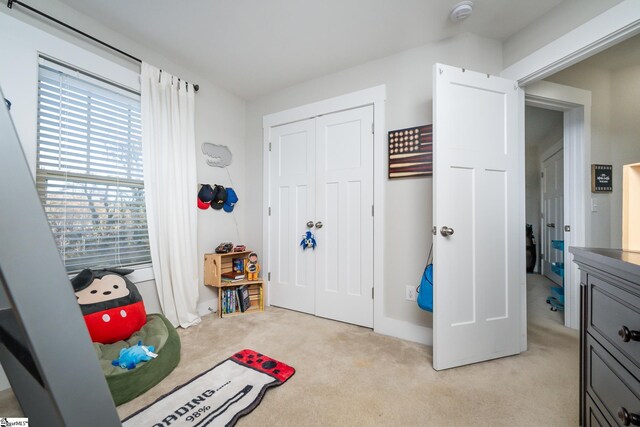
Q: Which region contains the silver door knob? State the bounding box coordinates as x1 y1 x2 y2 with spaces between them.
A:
315 221 323 229
307 221 314 228
547 223 555 228
440 226 454 236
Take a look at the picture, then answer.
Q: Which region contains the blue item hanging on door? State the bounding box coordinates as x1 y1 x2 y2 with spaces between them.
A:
417 244 433 312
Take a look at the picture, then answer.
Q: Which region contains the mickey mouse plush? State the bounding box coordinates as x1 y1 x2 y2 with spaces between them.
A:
72 268 147 344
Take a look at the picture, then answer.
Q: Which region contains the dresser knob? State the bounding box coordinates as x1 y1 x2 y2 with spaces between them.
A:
618 326 640 343
618 407 640 426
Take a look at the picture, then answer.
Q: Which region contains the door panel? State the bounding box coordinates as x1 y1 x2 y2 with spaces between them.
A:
433 63 521 370
269 120 315 314
541 149 564 285
315 105 374 327
268 105 374 328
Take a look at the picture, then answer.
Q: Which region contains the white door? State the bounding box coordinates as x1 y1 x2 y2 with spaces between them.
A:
541 149 564 285
268 119 316 314
433 63 522 370
315 106 374 327
268 106 374 328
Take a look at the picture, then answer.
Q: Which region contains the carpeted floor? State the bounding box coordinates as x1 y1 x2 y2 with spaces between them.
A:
0 274 578 426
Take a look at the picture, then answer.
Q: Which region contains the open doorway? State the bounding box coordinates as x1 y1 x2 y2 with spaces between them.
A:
525 106 565 325
520 31 640 341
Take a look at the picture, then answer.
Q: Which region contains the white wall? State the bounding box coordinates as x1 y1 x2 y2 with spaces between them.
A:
609 64 640 246
545 62 640 248
502 0 623 68
244 33 502 338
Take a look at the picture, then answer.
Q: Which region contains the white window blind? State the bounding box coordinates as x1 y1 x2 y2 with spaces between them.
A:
35 59 151 273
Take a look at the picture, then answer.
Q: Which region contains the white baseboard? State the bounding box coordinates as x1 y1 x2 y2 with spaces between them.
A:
374 316 433 346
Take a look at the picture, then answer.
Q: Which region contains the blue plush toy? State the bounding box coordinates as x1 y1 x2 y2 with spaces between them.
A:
300 230 317 250
112 341 158 370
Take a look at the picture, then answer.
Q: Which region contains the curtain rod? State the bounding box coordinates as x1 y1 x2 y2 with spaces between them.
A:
6 0 200 92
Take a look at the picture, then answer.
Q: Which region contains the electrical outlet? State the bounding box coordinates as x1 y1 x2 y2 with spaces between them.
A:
405 285 416 301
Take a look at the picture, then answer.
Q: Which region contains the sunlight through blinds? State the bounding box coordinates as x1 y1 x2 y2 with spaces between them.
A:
35 59 151 273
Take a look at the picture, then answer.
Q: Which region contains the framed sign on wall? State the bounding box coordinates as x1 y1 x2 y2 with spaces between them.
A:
388 124 432 179
591 164 613 192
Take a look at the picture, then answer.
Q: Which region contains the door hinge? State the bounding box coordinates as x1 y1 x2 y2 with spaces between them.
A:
268 207 271 216
371 122 374 134
268 272 271 281
372 288 374 299
371 205 374 216
269 142 272 152
564 225 571 232
432 226 437 235
541 172 544 178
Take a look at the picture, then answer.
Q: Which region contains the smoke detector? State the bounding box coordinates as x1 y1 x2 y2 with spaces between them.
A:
450 1 474 23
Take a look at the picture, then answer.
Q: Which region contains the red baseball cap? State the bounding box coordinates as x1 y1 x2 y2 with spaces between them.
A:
197 197 210 209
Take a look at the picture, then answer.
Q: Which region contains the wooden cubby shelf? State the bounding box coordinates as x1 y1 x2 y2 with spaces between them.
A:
204 251 264 318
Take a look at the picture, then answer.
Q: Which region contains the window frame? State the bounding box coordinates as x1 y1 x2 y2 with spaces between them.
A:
35 56 153 279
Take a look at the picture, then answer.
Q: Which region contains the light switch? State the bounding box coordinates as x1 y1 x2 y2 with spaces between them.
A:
591 198 598 212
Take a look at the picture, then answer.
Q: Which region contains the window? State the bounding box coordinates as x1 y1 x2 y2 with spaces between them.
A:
35 58 151 273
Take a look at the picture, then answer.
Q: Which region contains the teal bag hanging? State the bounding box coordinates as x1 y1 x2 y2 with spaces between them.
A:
417 244 433 312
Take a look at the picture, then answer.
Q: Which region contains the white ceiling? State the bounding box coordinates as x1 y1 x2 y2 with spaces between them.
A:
58 0 566 100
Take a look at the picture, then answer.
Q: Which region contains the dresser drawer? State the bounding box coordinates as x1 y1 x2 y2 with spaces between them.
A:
586 334 640 425
588 275 640 368
586 392 612 426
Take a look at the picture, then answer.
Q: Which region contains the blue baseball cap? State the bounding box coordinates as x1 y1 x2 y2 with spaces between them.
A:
223 188 238 212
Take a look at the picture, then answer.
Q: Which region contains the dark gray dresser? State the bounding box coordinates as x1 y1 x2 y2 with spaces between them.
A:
570 248 640 426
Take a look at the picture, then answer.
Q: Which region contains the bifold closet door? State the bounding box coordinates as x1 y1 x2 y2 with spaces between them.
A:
315 106 374 328
268 105 374 328
268 118 316 314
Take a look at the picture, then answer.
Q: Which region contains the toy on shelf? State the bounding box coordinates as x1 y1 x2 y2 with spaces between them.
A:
215 242 234 253
111 341 158 370
300 230 317 250
245 252 261 281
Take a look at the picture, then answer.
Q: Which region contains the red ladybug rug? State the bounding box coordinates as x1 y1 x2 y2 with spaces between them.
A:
122 349 295 427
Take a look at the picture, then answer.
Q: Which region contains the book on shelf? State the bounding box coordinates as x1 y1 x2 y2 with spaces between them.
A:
222 277 243 283
223 288 241 314
232 258 245 273
222 271 245 280
236 285 251 312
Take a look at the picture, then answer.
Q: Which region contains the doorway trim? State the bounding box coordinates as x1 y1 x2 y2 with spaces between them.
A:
501 1 638 352
522 81 591 350
262 85 393 335
501 0 640 85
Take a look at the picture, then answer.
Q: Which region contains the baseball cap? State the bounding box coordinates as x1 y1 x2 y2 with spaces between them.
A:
210 185 227 210
197 197 210 209
198 184 214 202
197 184 214 209
223 188 239 212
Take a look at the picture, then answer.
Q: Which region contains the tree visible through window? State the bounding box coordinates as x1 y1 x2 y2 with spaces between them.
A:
35 58 151 273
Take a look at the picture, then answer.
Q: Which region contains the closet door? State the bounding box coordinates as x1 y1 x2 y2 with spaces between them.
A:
315 106 374 327
268 119 316 314
541 148 564 285
267 106 374 328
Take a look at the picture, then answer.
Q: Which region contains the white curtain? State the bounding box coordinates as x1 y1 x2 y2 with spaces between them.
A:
141 62 200 328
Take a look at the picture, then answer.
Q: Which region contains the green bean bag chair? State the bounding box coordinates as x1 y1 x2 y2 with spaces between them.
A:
93 313 181 406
